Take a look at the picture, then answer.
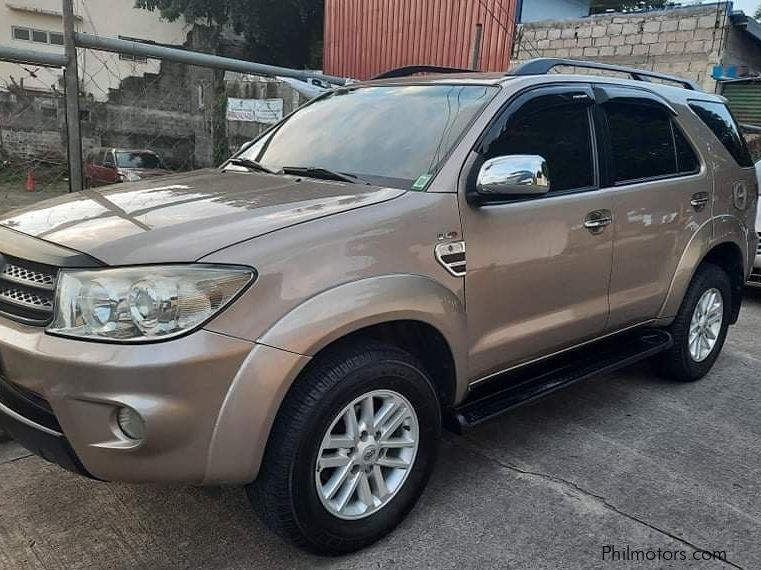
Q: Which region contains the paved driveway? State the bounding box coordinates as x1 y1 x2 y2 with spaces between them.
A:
1 291 760 569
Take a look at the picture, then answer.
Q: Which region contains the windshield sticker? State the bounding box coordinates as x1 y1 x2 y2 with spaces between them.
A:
412 174 433 191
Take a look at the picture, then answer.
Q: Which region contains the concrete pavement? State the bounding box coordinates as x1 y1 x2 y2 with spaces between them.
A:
1 290 760 569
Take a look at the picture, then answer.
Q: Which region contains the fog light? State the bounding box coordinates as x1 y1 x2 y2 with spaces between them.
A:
116 407 145 440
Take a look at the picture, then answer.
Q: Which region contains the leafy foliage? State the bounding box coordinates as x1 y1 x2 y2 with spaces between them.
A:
135 0 323 68
135 0 234 27
590 0 669 13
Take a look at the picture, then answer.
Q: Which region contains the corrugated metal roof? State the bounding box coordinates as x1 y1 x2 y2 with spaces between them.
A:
324 0 519 80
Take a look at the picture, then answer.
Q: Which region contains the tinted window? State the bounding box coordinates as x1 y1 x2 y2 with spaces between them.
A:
13 27 30 41
49 32 64 46
242 85 497 190
674 125 700 174
604 102 676 183
32 30 47 43
116 152 162 169
689 101 753 167
483 99 594 192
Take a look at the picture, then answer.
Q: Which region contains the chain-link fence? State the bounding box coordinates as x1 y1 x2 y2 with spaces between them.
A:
0 62 70 214
0 9 327 218
73 48 307 193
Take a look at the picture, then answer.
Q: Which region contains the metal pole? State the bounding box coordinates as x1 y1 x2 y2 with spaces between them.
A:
0 45 66 68
75 32 350 86
63 0 83 192
471 24 484 71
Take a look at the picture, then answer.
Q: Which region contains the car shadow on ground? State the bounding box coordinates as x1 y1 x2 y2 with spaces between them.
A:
2 297 761 568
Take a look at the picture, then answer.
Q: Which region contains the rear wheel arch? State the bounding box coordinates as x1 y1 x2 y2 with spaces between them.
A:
659 218 746 323
698 242 745 324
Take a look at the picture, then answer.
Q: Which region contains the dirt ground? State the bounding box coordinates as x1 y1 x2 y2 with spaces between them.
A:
0 180 69 215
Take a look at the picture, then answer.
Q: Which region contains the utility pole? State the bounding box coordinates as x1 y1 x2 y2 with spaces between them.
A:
471 24 484 71
62 0 83 192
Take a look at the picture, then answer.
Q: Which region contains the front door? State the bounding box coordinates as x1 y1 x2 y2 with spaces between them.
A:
461 86 615 382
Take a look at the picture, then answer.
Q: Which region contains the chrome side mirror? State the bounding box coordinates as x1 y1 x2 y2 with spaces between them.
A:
476 155 550 197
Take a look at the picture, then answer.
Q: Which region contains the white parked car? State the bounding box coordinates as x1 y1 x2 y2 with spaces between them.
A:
751 162 761 286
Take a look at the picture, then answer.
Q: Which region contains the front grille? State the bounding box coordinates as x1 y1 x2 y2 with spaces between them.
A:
0 255 58 325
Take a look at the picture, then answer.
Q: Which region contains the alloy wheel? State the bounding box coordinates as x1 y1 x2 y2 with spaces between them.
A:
315 389 419 520
688 287 723 363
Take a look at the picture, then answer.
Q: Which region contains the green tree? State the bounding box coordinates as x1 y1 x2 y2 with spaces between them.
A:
135 0 233 26
136 0 233 165
755 4 761 20
590 0 668 13
135 0 323 69
136 0 324 165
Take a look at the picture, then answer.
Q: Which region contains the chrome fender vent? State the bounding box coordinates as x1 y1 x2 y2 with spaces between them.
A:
435 241 466 277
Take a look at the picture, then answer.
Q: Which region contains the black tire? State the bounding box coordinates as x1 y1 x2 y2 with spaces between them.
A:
247 340 441 555
660 263 732 382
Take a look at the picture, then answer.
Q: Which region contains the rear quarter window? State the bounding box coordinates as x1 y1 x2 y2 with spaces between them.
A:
689 100 753 167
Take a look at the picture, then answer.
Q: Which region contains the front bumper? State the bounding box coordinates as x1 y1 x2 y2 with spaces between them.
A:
0 317 303 484
0 377 90 477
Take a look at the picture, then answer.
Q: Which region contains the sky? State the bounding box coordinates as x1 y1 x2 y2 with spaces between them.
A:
729 0 757 14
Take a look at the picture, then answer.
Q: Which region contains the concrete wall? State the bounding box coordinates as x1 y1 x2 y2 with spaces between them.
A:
513 4 731 92
0 0 189 99
520 0 591 23
0 64 307 171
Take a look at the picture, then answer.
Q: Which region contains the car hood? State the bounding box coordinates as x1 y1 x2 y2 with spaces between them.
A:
0 169 406 264
126 168 172 178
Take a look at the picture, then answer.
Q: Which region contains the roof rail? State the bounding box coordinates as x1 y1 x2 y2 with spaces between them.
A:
508 58 702 91
373 65 474 80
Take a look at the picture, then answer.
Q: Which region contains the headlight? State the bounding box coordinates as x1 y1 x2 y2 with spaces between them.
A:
118 170 142 182
48 265 255 342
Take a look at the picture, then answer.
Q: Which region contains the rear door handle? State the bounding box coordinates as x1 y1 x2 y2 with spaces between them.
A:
584 210 613 234
691 192 709 211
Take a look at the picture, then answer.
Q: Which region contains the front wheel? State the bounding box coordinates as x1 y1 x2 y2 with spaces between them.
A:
247 340 441 555
660 263 732 382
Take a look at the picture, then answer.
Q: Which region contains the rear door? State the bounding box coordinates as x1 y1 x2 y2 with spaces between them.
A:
597 86 712 330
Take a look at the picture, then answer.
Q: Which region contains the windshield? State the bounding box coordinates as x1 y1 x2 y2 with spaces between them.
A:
239 84 497 190
117 152 163 170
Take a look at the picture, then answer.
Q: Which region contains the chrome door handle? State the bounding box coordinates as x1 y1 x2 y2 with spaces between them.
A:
690 192 709 211
584 210 613 234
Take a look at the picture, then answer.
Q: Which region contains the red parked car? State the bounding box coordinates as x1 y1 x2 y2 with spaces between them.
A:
85 148 171 187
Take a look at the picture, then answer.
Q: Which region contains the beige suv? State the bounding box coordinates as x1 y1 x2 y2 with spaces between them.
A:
0 59 757 554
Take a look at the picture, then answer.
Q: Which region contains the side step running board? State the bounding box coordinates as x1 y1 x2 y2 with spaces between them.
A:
447 329 673 433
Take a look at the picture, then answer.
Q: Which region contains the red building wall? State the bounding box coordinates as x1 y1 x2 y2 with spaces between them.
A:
324 0 520 80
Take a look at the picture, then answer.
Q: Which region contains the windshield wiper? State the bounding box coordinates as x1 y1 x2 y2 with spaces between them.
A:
281 166 370 185
224 157 280 175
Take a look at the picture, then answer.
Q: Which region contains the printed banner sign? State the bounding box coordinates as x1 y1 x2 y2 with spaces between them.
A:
227 98 284 124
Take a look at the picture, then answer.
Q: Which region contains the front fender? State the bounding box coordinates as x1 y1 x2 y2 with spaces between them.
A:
259 274 467 378
204 274 467 484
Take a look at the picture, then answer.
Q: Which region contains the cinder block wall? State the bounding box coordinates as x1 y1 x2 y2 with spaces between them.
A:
512 4 732 91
